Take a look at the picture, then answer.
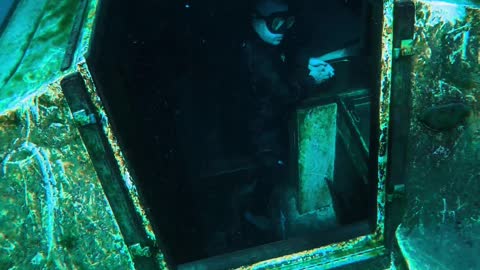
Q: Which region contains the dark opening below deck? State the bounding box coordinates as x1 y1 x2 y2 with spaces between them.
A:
87 0 381 265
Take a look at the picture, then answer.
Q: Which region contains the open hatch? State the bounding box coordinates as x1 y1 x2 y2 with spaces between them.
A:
86 0 392 268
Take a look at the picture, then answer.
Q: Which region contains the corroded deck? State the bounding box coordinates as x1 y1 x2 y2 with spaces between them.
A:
396 1 480 269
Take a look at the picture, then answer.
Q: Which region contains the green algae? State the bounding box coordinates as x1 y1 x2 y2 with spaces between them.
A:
0 0 81 114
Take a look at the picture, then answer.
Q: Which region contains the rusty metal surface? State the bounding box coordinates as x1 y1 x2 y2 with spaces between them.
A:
77 61 170 269
374 0 395 243
396 1 480 269
0 0 83 113
0 0 162 268
0 82 134 269
0 0 403 268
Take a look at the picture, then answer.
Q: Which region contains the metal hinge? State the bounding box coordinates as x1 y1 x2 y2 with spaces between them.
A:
72 109 96 126
393 39 414 59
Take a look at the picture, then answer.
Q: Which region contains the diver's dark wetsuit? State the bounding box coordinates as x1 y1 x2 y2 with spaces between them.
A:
243 36 303 168
238 33 306 225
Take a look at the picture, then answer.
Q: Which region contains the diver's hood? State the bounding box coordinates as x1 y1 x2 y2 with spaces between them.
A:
255 0 289 16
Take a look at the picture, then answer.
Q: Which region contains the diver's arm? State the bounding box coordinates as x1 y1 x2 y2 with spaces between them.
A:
309 42 362 63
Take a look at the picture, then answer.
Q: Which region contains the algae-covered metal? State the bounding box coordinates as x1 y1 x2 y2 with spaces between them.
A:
0 0 81 113
0 0 166 269
395 1 480 269
76 62 170 269
6 0 479 269
0 82 134 269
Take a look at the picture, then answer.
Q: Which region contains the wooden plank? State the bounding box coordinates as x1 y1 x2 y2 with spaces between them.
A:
296 103 337 216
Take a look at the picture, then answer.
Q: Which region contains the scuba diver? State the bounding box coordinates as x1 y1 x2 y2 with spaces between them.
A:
233 0 335 242
244 0 335 166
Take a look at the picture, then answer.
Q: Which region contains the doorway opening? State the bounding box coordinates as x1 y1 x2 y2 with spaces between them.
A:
88 0 384 267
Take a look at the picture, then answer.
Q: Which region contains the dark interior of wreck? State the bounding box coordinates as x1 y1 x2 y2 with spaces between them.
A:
87 0 384 267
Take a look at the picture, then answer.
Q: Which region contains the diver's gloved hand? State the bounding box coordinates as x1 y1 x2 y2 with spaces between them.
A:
307 57 335 85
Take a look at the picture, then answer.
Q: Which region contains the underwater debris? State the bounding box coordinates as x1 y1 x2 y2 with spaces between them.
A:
419 103 471 131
